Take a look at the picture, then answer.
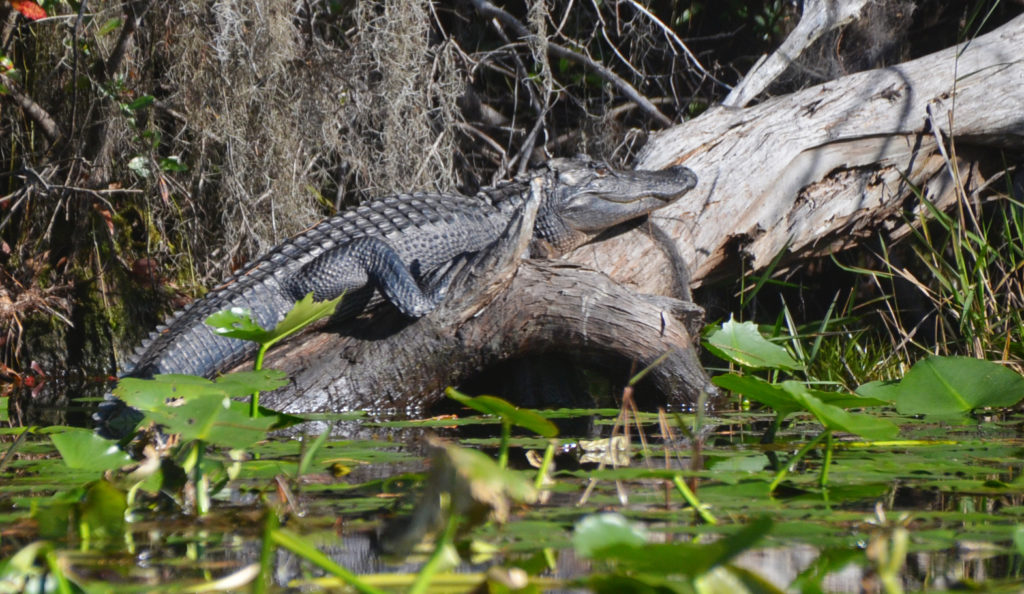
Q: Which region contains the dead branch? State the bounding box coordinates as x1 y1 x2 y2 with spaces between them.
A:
724 0 872 107
0 73 64 144
469 0 674 127
567 12 1024 293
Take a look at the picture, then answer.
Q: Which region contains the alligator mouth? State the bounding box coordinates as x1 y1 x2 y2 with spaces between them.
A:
593 165 698 204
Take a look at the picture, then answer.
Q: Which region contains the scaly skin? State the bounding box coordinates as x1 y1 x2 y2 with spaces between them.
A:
123 158 697 380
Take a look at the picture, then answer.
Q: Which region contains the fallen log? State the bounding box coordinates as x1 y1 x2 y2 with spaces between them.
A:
568 12 1024 291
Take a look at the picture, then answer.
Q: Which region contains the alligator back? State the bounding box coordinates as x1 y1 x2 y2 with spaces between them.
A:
127 192 513 379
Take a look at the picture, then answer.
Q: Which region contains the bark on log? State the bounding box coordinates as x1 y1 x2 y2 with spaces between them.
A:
255 261 712 414
568 13 1024 291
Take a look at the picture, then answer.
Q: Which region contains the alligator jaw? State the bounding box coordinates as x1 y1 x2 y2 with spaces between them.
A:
550 159 698 234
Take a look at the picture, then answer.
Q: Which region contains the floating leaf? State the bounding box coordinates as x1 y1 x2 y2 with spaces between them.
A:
114 371 288 446
51 428 131 471
709 453 770 473
577 515 772 577
144 392 277 448
705 318 801 370
446 388 558 437
573 513 648 559
857 356 1024 417
115 370 288 410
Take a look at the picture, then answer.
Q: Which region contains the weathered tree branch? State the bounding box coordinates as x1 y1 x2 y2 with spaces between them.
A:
723 0 872 108
568 12 1024 292
256 260 712 414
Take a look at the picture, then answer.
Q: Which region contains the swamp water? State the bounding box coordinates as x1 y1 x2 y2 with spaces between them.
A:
3 390 1024 592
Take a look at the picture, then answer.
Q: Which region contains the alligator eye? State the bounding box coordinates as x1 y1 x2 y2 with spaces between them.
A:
594 166 609 176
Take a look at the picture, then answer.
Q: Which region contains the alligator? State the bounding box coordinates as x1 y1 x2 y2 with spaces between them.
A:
101 157 696 428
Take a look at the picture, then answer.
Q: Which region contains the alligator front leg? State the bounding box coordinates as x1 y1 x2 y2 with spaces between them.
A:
284 236 451 318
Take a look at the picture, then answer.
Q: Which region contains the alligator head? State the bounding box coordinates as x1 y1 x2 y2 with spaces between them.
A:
532 157 698 256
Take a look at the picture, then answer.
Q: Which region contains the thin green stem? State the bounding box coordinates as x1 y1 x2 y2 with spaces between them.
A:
769 430 830 494
672 475 717 525
409 498 460 594
534 440 557 490
819 431 834 489
254 508 279 594
44 547 73 594
195 441 210 516
498 420 511 469
250 344 269 417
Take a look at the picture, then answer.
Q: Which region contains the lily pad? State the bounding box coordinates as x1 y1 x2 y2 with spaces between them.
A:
857 356 1024 417
51 428 132 471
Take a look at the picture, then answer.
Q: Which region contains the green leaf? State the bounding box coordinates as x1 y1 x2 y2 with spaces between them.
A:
717 374 892 421
446 388 558 437
1013 525 1024 557
713 373 801 417
298 431 331 478
204 307 270 341
115 370 288 411
159 156 188 172
705 318 801 370
143 392 277 448
578 515 773 577
808 389 889 409
113 371 287 446
126 94 155 110
856 356 1024 417
782 382 899 441
443 442 538 505
98 17 123 36
51 428 132 471
78 480 127 542
211 370 291 396
573 513 649 559
127 156 150 178
708 453 770 473
206 292 343 349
